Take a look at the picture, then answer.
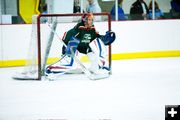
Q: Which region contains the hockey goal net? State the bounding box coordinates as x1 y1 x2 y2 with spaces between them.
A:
13 13 112 80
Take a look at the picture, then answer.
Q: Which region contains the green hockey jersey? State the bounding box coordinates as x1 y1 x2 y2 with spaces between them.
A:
63 21 100 54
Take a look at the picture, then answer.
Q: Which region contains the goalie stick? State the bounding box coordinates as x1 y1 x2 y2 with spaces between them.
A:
46 22 110 80
42 19 58 76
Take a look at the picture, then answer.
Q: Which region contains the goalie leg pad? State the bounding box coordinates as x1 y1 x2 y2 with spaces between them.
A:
87 52 99 72
89 38 110 71
45 55 74 75
89 38 107 58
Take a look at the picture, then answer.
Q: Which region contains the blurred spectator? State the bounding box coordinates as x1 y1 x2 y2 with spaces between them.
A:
130 0 149 20
170 0 180 18
148 0 164 19
73 0 81 13
86 0 102 13
41 4 48 23
42 4 48 14
86 0 102 21
110 0 126 20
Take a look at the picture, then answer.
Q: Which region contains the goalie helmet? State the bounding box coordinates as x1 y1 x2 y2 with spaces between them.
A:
82 13 94 26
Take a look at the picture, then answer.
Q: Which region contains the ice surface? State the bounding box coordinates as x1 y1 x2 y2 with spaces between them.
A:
0 58 180 120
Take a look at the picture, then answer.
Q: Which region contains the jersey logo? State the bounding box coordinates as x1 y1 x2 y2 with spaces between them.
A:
82 34 91 43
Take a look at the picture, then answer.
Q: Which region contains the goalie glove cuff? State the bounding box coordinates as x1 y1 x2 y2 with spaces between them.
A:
66 37 80 57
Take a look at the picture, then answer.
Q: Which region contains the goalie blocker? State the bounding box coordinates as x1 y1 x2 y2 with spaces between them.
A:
45 13 116 80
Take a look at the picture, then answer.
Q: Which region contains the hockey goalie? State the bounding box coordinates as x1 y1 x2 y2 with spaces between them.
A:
45 13 116 80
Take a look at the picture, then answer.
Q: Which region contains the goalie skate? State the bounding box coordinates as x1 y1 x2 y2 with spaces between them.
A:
88 68 110 80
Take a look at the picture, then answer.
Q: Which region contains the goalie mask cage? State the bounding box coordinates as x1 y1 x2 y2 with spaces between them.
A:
13 13 112 80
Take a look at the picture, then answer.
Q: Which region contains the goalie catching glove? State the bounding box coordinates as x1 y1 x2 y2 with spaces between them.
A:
100 31 116 45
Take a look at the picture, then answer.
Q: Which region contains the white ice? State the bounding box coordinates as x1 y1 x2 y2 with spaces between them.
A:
0 58 180 120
